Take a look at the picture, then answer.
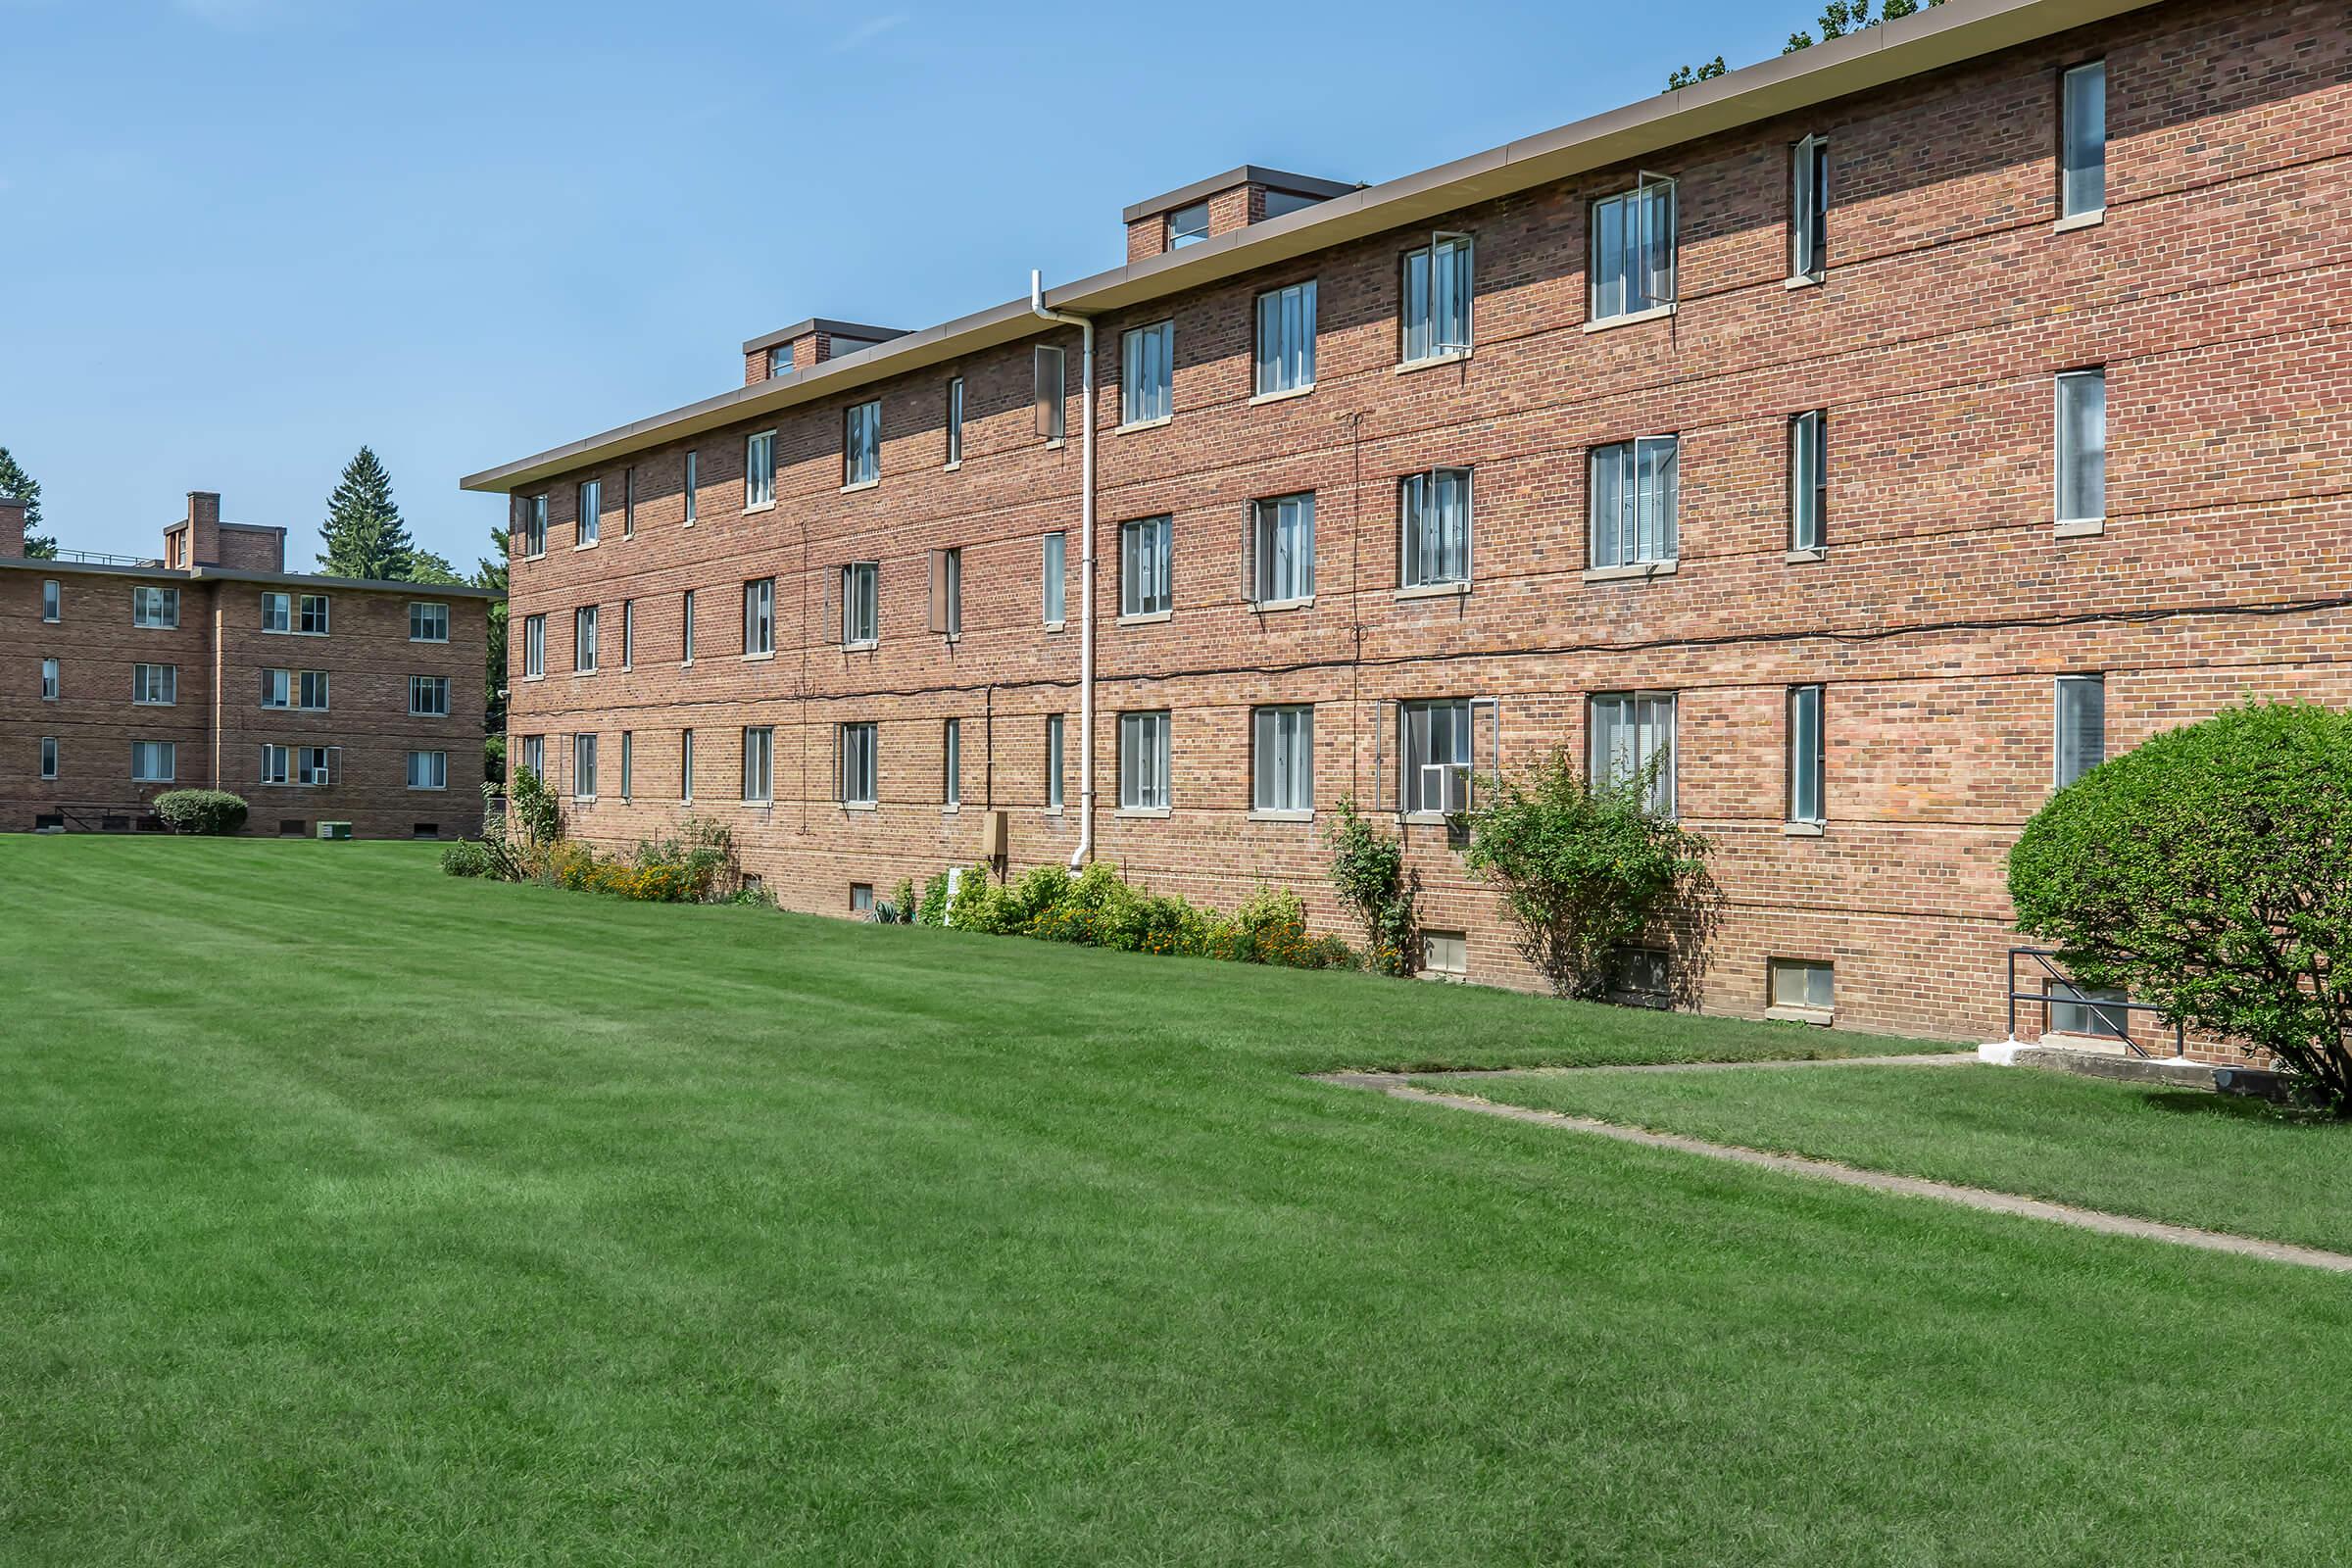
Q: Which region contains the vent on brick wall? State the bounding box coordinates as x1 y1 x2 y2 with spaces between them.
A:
278 818 308 837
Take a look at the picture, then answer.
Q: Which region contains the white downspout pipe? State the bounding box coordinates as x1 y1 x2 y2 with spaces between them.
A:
1030 269 1097 870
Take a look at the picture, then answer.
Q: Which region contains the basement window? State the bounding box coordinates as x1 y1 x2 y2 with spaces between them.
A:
1422 930 1468 980
1768 957 1834 1018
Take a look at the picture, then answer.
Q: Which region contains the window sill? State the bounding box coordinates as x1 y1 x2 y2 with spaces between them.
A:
1786 547 1827 564
1582 561 1678 584
1784 272 1825 291
743 501 777 515
2053 207 2106 233
1043 619 1066 634
1396 581 1470 601
131 701 175 708
1248 809 1314 824
572 795 597 805
1764 1005 1834 1027
738 800 773 809
410 639 451 647
941 805 960 815
571 668 598 678
1045 438 1066 452
842 640 879 653
522 673 545 683
1248 383 1316 407
1583 302 1676 333
1250 596 1314 613
524 552 547 563
1042 805 1064 816
1117 611 1173 626
840 479 879 495
1113 416 1172 436
742 651 775 663
1394 350 1470 375
1114 807 1172 819
1401 811 1456 827
574 540 599 552
679 659 694 669
943 460 962 472
842 801 877 812
2055 517 2105 539
1783 819 1826 837
292 629 328 638
407 786 449 794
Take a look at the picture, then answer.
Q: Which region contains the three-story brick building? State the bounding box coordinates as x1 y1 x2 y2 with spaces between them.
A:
464 0 2352 1044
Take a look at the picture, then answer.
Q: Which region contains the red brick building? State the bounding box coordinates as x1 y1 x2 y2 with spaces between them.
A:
464 0 2351 1045
2 491 495 839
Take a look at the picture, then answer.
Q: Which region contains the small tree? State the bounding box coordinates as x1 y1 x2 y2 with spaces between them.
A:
2009 700 2352 1116
1325 798 1420 976
1462 751 1712 1000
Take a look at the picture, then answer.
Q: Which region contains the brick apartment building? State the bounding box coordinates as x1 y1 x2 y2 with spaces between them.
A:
2 491 496 839
463 0 2350 1045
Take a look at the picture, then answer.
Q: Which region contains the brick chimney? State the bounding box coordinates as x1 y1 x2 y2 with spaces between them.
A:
740 318 909 385
167 491 221 569
0 495 24 558
1123 167 1358 262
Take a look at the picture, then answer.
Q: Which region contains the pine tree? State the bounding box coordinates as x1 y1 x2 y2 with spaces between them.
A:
318 446 416 580
477 525 510 735
0 445 56 558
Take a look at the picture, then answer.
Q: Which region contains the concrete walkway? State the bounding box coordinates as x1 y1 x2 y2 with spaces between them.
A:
1317 1071 2352 1275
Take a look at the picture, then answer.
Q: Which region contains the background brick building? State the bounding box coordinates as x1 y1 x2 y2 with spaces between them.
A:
466 0 2350 1046
2 491 496 839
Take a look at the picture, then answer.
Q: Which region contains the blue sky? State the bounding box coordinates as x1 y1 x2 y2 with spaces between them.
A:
0 0 1795 568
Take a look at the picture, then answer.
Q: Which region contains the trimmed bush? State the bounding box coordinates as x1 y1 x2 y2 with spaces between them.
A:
154 790 248 836
2010 699 2352 1115
440 838 498 878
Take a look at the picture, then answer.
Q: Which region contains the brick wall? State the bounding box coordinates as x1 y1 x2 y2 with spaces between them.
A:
503 0 2352 1052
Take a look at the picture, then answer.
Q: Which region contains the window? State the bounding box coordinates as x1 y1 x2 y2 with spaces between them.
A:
298 745 336 786
843 400 881 487
519 735 543 778
1042 531 1066 625
261 668 291 709
572 733 598 800
410 675 451 716
743 726 774 803
1250 493 1315 606
1400 699 1472 814
851 883 874 914
1035 346 1065 443
130 740 175 782
132 585 178 628
1121 320 1173 426
619 731 633 799
1591 181 1677 322
929 549 962 638
2055 674 2105 787
1790 135 1829 279
1422 930 1468 979
1400 234 1473 364
841 562 879 645
2056 368 2106 526
683 451 699 525
259 744 290 785
1399 468 1472 589
681 590 696 662
523 613 546 678
1589 436 1680 568
769 344 794 377
620 599 635 667
1167 201 1210 247
1251 705 1313 814
744 577 775 656
40 736 58 779
2051 982 2129 1039
746 430 775 509
1590 693 1677 815
942 718 960 808
262 591 290 633
41 579 59 621
946 377 964 466
521 493 548 557
40 657 57 700
574 605 598 672
839 722 877 807
1788 685 1825 824
577 478 601 545
622 466 637 537
132 663 176 706
1610 947 1673 1008
2060 60 2106 220
409 602 449 642
1769 958 1835 1014
1118 710 1171 809
1046 713 1064 808
680 729 695 801
1254 280 1317 397
1789 412 1827 553
407 750 448 791
298 670 330 710
1120 516 1172 616
298 594 330 635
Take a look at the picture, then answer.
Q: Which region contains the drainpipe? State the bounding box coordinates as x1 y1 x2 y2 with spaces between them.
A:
1030 269 1097 871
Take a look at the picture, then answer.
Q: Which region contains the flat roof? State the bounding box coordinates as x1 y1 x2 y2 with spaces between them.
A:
1120 166 1363 224
464 0 2161 495
0 555 502 598
740 318 913 357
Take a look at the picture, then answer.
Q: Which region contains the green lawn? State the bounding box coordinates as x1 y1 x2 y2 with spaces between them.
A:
1407 1060 2352 1255
3 839 2348 1566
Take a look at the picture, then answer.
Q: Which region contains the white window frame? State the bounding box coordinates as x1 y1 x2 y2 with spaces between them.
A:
407 750 449 792
40 656 59 701
1046 713 1064 808
1399 233 1473 365
942 718 960 808
1769 957 1836 1015
1790 135 1829 281
843 401 881 488
523 613 546 678
297 594 330 636
41 578 60 622
681 590 696 663
1399 698 1473 816
1117 710 1171 811
132 585 179 629
40 736 59 779
521 494 549 557
410 674 451 717
298 670 331 711
2055 673 2106 788
679 729 695 802
1250 493 1316 607
1119 515 1172 618
1589 179 1678 323
574 604 598 672
261 668 291 709
839 721 878 807
1120 319 1174 427
261 591 290 633
1167 201 1210 247
131 662 176 707
1254 279 1317 398
742 725 774 804
572 732 598 801
409 601 449 642
297 745 336 787
577 478 601 546
259 743 291 786
1789 412 1827 554
744 577 775 657
2059 60 2107 221
1589 436 1681 569
745 430 775 509
2055 368 2107 528
841 562 879 647
945 376 964 466
519 735 543 778
1589 692 1678 817
130 739 176 783
619 731 633 800
620 599 635 668
683 450 699 525
1788 684 1825 825
1042 531 1066 625
1250 705 1314 816
1398 468 1472 590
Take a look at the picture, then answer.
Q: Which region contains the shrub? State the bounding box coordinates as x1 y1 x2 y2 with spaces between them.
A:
948 862 1010 933
1207 886 1353 969
440 838 498 878
915 872 953 927
2010 700 2352 1116
154 790 249 835
1325 799 1420 976
500 766 563 849
1462 750 1713 1000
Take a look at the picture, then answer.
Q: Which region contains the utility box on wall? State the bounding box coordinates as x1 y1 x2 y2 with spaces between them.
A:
317 821 354 841
983 810 1008 878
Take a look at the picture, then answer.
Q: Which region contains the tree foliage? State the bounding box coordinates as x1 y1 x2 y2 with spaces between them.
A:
318 446 417 580
1324 798 1421 976
1462 750 1713 1000
0 444 57 557
1669 0 1944 88
478 524 510 735
2009 700 2352 1116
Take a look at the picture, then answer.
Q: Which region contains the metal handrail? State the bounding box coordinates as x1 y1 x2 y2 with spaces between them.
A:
2007 947 2182 1059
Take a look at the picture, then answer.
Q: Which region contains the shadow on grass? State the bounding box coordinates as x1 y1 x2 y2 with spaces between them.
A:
2139 1089 2340 1128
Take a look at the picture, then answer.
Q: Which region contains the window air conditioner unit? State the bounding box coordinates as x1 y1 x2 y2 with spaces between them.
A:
1421 763 1468 813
